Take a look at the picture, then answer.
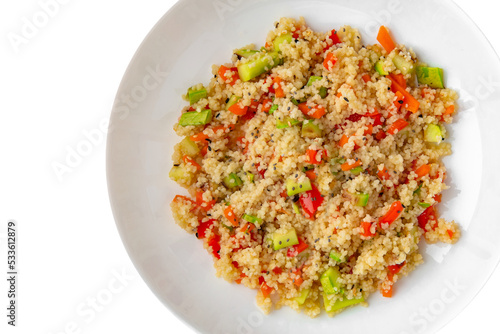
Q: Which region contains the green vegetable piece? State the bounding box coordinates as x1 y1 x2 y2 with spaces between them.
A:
301 121 322 138
179 110 213 127
375 60 389 76
393 54 415 75
237 51 281 82
323 293 364 313
413 183 423 195
272 228 299 250
273 33 293 52
416 66 444 89
424 124 443 143
169 166 195 185
286 177 312 196
350 166 364 175
226 95 241 110
295 288 310 305
276 116 301 129
319 87 328 98
221 222 234 232
223 173 243 188
356 193 369 207
306 76 323 86
292 202 301 215
246 172 255 183
329 251 345 263
320 267 342 295
242 214 262 224
235 49 259 58
179 137 200 157
269 104 278 115
418 202 431 208
187 85 208 105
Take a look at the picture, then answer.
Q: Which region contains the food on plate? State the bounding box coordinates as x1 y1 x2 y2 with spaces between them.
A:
169 17 460 317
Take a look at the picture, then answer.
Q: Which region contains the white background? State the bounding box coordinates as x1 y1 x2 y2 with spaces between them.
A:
1 0 499 333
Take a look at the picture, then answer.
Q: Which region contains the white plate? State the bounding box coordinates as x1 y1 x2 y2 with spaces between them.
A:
107 0 500 333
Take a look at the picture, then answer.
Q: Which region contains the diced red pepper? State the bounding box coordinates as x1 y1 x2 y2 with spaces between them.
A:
183 155 201 171
224 206 239 227
377 167 391 180
260 281 273 298
262 98 273 113
190 132 209 142
195 190 216 211
287 238 309 257
228 102 248 116
272 267 283 275
360 221 376 237
306 149 324 164
305 169 317 181
447 229 454 239
378 201 404 227
299 184 324 218
273 77 285 98
434 194 442 203
208 234 221 259
197 219 216 239
323 29 341 52
418 206 437 231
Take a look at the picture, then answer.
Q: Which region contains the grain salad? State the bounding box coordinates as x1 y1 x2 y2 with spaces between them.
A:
169 17 460 317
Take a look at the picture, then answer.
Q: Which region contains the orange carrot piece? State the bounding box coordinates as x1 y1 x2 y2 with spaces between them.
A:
362 74 371 83
323 52 337 71
190 132 209 142
228 102 248 116
182 155 201 171
305 169 317 181
273 77 285 98
224 206 239 226
387 119 409 135
393 91 405 111
391 73 406 89
415 164 430 179
388 76 420 113
377 167 391 180
341 159 362 171
338 134 350 147
447 229 454 239
381 284 393 298
443 105 455 115
260 282 273 298
298 102 326 119
377 26 396 53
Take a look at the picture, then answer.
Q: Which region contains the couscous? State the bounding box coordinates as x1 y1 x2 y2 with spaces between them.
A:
169 17 460 317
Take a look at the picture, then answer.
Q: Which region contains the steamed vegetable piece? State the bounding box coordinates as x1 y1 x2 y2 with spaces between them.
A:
393 54 415 75
374 60 389 76
286 177 312 196
272 228 299 250
323 293 365 313
235 49 259 58
276 116 301 129
179 109 213 126
242 214 262 224
356 193 369 207
223 173 243 188
301 121 322 138
178 137 200 157
295 288 310 305
424 124 443 143
320 267 342 294
186 85 207 105
237 51 281 82
226 95 241 110
273 33 293 51
377 26 396 53
416 66 444 89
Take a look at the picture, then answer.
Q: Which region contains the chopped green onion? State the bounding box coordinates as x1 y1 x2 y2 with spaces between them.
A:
418 202 431 208
269 104 278 115
242 214 262 224
356 193 369 207
329 251 345 263
223 173 243 188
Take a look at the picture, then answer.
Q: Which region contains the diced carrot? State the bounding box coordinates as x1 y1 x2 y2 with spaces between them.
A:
323 52 337 71
414 164 430 179
241 223 255 234
273 77 285 98
200 142 208 157
218 65 239 85
235 273 246 284
183 155 201 171
262 98 273 113
378 201 404 227
298 102 326 119
305 169 317 181
377 167 390 180
387 119 409 135
388 76 420 113
280 189 288 198
228 102 248 116
336 92 342 98
364 124 373 135
394 91 405 111
434 194 442 203
377 26 396 53
224 206 239 227
190 132 209 142
388 261 406 275
260 281 273 298
447 229 454 239
287 238 309 257
381 284 393 298
443 105 455 116
362 74 371 83
339 134 350 147
341 159 362 171
195 190 216 211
